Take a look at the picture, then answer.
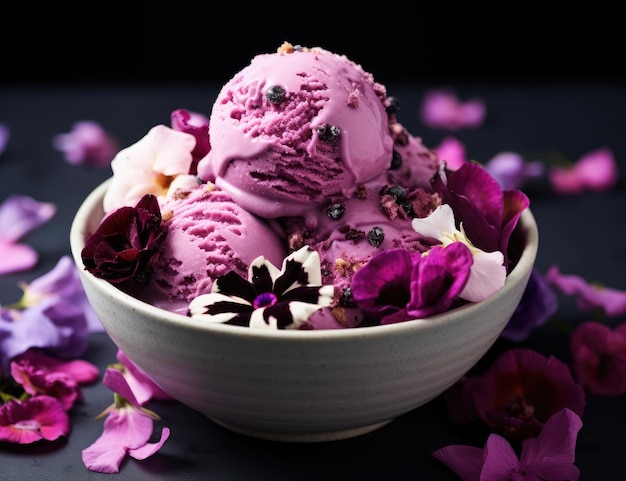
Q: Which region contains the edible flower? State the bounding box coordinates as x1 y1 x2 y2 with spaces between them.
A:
0 194 56 275
81 194 168 285
170 108 210 175
82 366 170 473
461 348 585 441
419 88 486 130
52 120 119 167
545 266 626 317
115 349 172 405
500 267 559 342
350 243 472 324
103 124 198 213
549 147 618 194
0 122 9 157
188 246 334 329
0 256 96 371
412 204 505 302
570 321 626 396
432 408 583 481
431 161 529 269
484 151 545 190
0 395 70 444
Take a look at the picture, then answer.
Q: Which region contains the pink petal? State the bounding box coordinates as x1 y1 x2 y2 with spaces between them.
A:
432 444 484 481
0 396 69 444
103 368 141 408
433 135 468 171
117 349 172 404
0 123 9 155
420 89 486 131
0 240 38 274
82 437 128 473
481 434 521 481
549 147 618 194
128 426 170 460
15 349 99 384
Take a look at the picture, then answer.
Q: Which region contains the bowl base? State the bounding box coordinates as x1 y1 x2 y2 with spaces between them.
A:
208 417 393 443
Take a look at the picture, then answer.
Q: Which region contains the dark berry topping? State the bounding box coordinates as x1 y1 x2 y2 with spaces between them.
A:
266 85 286 104
367 226 385 247
386 184 407 200
389 150 402 170
317 124 341 142
386 96 401 114
339 287 357 308
327 202 345 220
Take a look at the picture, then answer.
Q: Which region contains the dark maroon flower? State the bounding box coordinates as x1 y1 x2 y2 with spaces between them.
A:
81 194 167 284
467 348 585 441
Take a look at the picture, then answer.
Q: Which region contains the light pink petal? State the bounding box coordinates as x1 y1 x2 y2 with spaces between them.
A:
549 147 618 194
0 194 56 242
459 100 487 128
420 89 486 131
432 444 484 481
148 125 196 176
117 349 172 404
459 250 506 303
82 436 128 473
0 240 38 274
128 426 170 460
52 121 118 167
433 135 468 171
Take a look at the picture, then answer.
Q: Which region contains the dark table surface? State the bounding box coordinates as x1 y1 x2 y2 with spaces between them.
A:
1 82 625 480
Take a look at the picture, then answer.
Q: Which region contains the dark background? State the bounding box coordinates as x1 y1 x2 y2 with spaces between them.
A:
2 4 624 87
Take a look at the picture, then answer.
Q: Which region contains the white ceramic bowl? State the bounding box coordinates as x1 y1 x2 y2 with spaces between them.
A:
70 179 538 442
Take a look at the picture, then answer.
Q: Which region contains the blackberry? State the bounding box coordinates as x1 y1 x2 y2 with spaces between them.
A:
317 124 341 142
266 85 286 104
367 226 385 247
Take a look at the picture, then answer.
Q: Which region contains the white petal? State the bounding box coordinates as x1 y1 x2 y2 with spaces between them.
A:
248 256 281 283
188 292 250 323
249 308 277 329
459 250 506 302
411 204 457 240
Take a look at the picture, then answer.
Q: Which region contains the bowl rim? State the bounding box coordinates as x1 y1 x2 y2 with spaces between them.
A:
70 178 539 342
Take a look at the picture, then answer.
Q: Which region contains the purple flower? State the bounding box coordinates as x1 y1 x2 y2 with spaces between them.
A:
0 395 70 444
546 265 626 317
433 408 583 481
82 367 170 473
0 194 56 275
81 194 168 285
484 151 545 190
0 256 95 371
570 321 626 396
0 123 9 157
420 88 486 131
170 108 210 176
351 243 473 324
466 349 585 441
188 246 334 329
431 161 530 270
52 120 119 167
501 267 559 342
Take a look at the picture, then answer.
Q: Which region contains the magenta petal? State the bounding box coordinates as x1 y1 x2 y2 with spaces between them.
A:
0 396 69 444
432 444 484 481
82 436 128 473
117 349 172 403
103 368 141 408
481 434 521 480
128 426 170 460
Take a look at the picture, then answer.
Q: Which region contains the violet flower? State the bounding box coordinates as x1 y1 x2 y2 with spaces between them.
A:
103 124 198 213
484 151 545 190
0 123 9 157
170 108 210 176
52 120 119 167
81 194 168 285
350 244 472 324
0 194 56 275
420 88 486 131
466 348 585 441
0 256 96 371
431 161 530 270
412 204 506 302
549 147 619 194
545 265 626 317
188 246 334 329
570 321 626 396
0 395 70 444
82 367 170 474
433 408 583 481
501 267 559 342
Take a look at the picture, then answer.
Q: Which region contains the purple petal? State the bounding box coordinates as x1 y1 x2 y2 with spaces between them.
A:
0 240 38 274
117 349 172 403
103 367 141 408
480 434 521 480
0 123 9 156
128 426 170 460
52 120 119 167
432 444 484 481
0 194 56 242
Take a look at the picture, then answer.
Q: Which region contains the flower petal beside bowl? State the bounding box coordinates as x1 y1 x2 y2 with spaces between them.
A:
70 178 539 442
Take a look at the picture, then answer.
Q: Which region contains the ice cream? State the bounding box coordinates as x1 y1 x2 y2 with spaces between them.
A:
120 183 286 315
196 42 395 221
82 42 526 330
